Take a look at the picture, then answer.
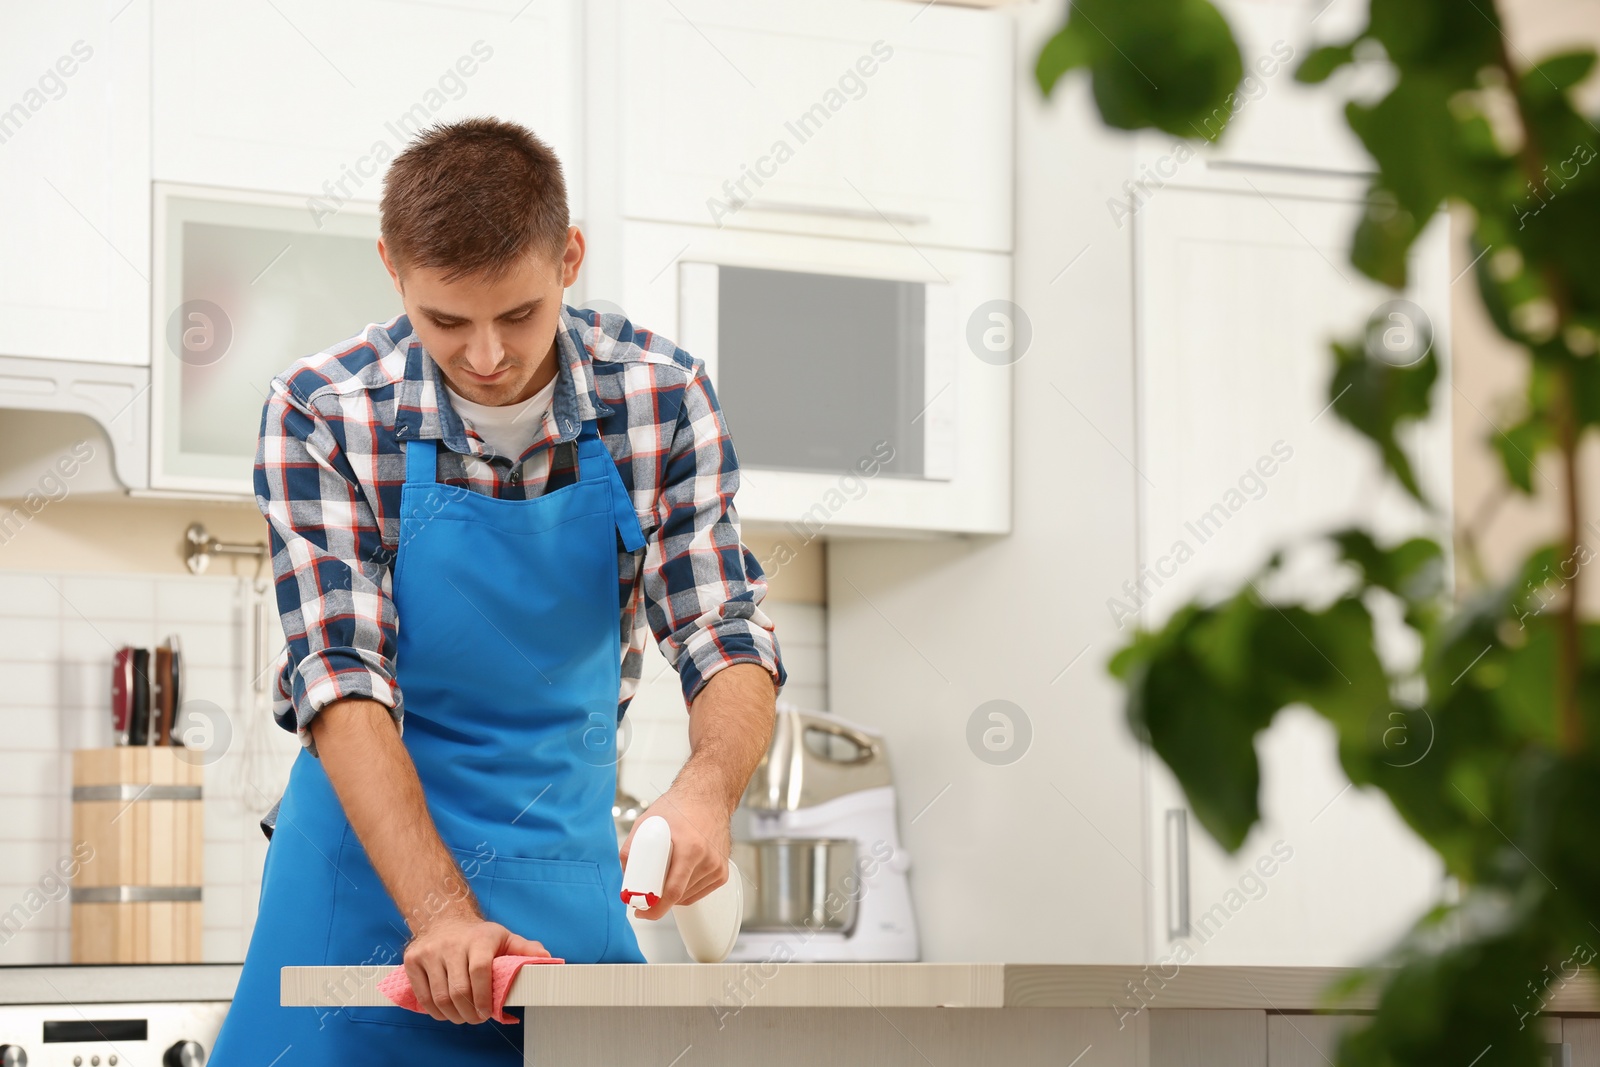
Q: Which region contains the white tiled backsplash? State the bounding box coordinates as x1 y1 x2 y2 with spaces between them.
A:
0 567 824 965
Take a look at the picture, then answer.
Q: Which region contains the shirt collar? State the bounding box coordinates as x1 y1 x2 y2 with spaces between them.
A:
393 303 613 453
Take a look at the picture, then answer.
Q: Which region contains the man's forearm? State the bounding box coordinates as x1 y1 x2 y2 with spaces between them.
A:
310 697 479 936
675 662 778 813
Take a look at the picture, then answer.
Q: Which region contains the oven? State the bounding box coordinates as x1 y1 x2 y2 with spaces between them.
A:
0 1002 227 1067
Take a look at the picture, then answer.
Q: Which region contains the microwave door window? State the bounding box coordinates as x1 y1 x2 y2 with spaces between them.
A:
715 266 926 479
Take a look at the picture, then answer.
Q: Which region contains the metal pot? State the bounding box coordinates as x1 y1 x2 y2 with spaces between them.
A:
613 786 645 839
732 838 860 934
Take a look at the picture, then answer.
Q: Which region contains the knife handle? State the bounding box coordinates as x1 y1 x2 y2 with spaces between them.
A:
111 647 133 745
128 648 151 746
153 646 173 746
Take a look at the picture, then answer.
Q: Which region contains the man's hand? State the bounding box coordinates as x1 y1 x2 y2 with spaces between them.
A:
618 787 734 920
313 699 549 1025
403 917 550 1025
618 663 776 920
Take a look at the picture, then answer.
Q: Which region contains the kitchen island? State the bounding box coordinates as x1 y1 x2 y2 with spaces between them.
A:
282 962 1600 1065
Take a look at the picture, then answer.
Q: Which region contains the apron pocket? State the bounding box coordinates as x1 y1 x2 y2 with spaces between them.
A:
485 855 611 964
329 836 499 1031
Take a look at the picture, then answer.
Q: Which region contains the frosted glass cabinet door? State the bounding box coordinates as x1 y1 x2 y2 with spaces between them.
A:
151 185 402 493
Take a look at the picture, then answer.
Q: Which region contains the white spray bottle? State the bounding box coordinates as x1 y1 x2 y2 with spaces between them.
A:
620 815 743 963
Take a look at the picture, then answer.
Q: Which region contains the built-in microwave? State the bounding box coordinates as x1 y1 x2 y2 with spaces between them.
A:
612 219 1012 536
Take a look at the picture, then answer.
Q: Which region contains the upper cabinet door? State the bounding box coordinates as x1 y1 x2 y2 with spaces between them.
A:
152 0 584 214
1129 0 1377 189
1202 0 1376 176
617 0 1014 253
0 2 150 366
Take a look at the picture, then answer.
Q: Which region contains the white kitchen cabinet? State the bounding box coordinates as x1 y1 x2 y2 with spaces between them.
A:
1207 0 1376 175
151 0 584 217
1268 1015 1566 1066
1127 0 1377 206
1134 183 1452 966
617 0 1013 253
0 1 150 367
615 218 1012 536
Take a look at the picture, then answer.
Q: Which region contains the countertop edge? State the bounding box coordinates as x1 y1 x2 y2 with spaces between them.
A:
278 964 1600 1012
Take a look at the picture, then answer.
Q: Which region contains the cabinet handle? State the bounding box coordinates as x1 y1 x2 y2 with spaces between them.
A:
732 198 930 227
1166 808 1190 940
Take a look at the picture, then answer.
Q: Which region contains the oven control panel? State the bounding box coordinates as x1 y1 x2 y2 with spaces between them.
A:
0 1002 227 1067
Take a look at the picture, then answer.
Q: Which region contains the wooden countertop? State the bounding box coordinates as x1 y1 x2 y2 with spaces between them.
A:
281 963 1600 1012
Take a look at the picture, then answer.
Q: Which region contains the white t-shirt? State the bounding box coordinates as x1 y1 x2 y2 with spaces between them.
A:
443 374 559 464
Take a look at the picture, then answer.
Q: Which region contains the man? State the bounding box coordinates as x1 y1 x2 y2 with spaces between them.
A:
211 117 784 1064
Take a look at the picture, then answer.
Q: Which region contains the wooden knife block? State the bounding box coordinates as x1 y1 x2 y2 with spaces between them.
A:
70 747 204 963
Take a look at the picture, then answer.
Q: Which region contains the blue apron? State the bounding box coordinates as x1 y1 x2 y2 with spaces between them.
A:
211 420 648 1065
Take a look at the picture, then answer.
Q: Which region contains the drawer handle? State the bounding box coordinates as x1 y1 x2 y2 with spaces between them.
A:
70 885 202 903
733 198 930 226
1166 808 1190 940
72 784 202 801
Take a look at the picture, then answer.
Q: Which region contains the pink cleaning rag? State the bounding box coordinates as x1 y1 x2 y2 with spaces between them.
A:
378 955 565 1024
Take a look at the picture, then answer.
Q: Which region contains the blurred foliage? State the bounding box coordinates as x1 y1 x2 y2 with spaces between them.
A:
1038 0 1600 1063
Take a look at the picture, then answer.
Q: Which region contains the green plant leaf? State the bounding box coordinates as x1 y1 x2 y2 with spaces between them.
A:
1346 74 1459 219
1366 0 1504 74
1121 599 1273 851
1490 413 1553 494
1522 49 1598 104
1296 43 1357 85
1350 185 1422 288
1571 355 1600 428
1329 339 1440 502
1035 18 1098 95
1333 529 1447 604
1494 616 1562 745
1260 598 1392 737
1529 748 1600 909
1035 0 1243 140
1338 924 1554 1067
1121 585 1393 852
1509 138 1600 313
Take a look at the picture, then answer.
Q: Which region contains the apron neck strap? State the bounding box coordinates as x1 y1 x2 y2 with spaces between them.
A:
574 421 646 552
573 420 611 484
405 428 605 486
404 437 439 485
402 426 644 553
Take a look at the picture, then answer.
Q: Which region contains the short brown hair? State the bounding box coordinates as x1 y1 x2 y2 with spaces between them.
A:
380 117 569 282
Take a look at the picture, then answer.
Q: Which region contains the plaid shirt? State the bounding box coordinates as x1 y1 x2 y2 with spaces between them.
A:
254 305 786 755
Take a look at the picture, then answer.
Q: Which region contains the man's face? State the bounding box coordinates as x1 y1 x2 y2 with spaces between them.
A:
378 227 585 407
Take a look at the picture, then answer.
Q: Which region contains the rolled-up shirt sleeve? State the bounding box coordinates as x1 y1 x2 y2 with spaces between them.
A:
643 360 787 707
254 378 402 757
